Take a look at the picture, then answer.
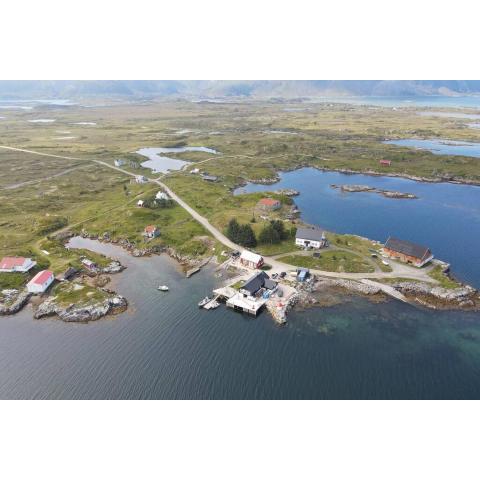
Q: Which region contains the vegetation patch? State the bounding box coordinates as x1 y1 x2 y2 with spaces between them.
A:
278 251 375 273
428 265 462 289
52 281 107 307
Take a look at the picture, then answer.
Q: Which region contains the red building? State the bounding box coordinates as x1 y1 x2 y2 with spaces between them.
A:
383 237 433 267
380 160 391 166
257 198 281 211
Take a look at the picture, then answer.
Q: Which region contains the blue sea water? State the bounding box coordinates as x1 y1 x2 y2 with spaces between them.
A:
236 168 480 288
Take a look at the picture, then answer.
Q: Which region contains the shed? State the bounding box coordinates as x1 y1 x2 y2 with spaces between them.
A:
239 251 264 269
27 270 54 294
144 225 160 238
297 268 309 282
202 175 218 182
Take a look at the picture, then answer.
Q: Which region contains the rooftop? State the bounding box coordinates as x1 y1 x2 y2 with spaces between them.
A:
29 270 53 285
385 237 431 259
0 256 28 269
240 250 263 264
296 227 325 242
259 198 280 206
144 225 158 233
241 271 270 295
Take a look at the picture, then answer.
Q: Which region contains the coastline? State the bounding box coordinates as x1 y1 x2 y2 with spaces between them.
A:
242 163 480 188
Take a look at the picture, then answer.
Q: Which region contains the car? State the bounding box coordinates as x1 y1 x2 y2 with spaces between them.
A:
279 272 286 278
272 273 278 279
231 250 240 257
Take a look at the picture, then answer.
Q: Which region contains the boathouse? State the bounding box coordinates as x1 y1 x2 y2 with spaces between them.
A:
239 251 264 269
226 271 277 316
295 227 327 249
383 237 433 267
27 270 54 294
0 256 36 273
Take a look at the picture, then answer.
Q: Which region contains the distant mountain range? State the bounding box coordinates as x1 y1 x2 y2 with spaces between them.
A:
1 80 480 99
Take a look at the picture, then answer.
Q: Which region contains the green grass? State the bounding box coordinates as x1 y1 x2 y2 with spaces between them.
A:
0 272 29 290
230 280 245 290
2 98 478 278
52 282 107 306
326 233 392 272
428 265 461 289
38 238 112 273
278 251 375 273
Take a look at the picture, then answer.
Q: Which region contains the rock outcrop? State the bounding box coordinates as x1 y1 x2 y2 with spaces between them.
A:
0 289 31 315
393 282 479 310
34 293 127 322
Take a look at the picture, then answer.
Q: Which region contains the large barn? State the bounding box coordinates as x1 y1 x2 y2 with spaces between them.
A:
383 237 433 267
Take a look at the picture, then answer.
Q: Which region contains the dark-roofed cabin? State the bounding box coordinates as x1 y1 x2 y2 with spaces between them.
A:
57 267 78 282
239 271 276 297
383 237 433 267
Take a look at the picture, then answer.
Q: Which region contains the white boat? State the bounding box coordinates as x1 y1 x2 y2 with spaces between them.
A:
198 296 211 308
158 285 169 291
204 299 220 310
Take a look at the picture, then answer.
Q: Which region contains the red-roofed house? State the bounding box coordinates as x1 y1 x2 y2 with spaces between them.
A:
27 270 54 293
0 256 36 273
380 160 391 166
257 198 281 211
144 225 160 238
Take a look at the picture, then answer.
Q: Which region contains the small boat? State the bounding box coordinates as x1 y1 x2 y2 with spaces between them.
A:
198 296 211 308
382 260 389 266
204 300 220 310
158 285 169 291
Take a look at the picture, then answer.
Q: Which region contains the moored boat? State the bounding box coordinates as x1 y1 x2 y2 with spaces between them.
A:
198 296 211 308
158 285 169 291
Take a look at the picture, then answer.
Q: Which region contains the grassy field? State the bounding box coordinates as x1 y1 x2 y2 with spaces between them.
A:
326 233 392 272
1 98 479 274
52 281 108 306
428 265 462 289
278 251 375 273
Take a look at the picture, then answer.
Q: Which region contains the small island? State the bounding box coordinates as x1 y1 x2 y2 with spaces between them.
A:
331 184 418 199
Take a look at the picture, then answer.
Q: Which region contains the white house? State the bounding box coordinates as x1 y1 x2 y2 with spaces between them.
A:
114 159 125 167
135 175 148 184
155 191 170 201
0 256 37 273
137 200 145 207
239 251 264 269
27 270 54 294
295 227 327 249
190 168 200 174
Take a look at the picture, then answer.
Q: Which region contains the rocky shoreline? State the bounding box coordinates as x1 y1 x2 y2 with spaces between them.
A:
34 289 128 323
295 276 479 312
76 230 210 275
0 290 32 315
235 161 480 193
331 184 418 199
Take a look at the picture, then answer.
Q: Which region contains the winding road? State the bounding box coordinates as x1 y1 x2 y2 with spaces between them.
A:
0 145 436 283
